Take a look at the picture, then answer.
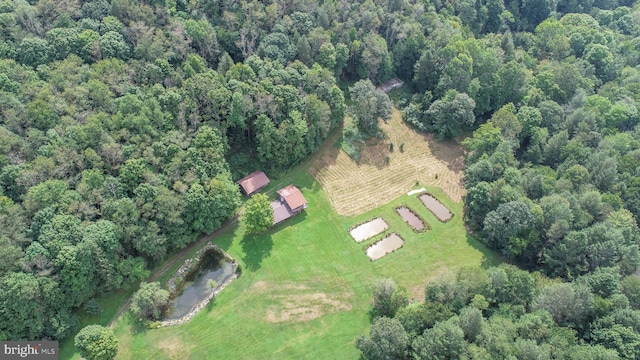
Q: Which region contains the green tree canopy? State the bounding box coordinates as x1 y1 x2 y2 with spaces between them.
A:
412 320 467 359
372 278 409 318
425 90 476 139
130 282 170 322
356 317 408 360
243 193 274 234
349 79 392 135
74 324 118 360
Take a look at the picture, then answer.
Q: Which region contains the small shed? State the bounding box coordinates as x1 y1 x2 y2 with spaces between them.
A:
277 185 308 214
238 171 270 196
377 78 404 93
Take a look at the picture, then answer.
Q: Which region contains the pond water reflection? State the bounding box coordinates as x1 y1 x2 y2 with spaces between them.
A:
396 207 425 231
366 233 404 260
419 194 452 222
164 252 234 320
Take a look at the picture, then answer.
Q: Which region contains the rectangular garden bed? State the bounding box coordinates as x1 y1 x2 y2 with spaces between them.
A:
396 206 429 232
365 233 404 260
349 218 389 243
419 194 452 222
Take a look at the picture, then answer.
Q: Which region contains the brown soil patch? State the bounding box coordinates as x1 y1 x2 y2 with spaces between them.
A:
249 281 309 293
309 107 465 216
156 337 188 359
247 281 352 323
265 292 352 323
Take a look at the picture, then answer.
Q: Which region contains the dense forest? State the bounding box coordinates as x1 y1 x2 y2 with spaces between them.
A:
357 267 640 359
0 0 351 341
1 0 640 357
358 0 640 357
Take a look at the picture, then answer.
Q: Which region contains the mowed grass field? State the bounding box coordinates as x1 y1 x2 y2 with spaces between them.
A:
63 114 500 360
108 188 498 358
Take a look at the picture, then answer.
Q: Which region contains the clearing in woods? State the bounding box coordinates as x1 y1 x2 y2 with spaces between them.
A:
70 105 500 360
104 179 498 360
309 107 466 217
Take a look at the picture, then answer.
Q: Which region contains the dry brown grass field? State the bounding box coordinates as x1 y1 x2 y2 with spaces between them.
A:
309 107 466 216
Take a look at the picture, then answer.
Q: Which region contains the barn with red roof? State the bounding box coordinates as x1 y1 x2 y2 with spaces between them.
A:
237 171 270 196
271 185 308 225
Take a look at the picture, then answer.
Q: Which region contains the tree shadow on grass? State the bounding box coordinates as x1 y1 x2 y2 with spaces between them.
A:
274 211 308 230
208 215 240 252
240 233 273 272
420 131 466 174
464 232 508 269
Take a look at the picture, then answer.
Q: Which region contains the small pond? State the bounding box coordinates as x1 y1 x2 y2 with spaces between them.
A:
164 251 235 320
419 194 452 222
396 207 425 231
366 233 404 260
349 218 389 243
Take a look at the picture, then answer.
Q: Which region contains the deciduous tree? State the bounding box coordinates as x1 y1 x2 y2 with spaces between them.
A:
532 282 593 330
483 201 535 257
130 282 170 321
356 317 408 360
372 278 409 318
412 320 467 360
243 193 273 234
425 90 476 139
349 79 392 135
74 324 118 360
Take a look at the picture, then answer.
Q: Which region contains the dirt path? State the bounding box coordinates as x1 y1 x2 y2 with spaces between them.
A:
108 215 239 326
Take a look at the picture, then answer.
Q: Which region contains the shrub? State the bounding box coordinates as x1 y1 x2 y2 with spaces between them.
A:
84 299 103 316
75 325 118 360
130 282 170 322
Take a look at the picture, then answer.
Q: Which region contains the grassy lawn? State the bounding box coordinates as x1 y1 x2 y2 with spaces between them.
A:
59 287 134 359
97 167 499 360
60 112 499 359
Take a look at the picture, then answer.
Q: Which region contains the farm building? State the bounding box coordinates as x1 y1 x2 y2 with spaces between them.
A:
238 171 270 196
277 185 308 213
271 185 308 225
377 78 404 93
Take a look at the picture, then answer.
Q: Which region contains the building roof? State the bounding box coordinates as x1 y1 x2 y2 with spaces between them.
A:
238 171 270 195
277 185 307 210
377 78 404 93
271 200 294 225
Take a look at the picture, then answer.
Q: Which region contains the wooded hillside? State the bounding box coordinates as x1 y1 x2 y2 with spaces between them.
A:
0 0 639 354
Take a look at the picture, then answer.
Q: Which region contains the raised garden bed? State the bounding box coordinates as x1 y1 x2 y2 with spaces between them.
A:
365 233 405 260
348 217 389 243
419 193 453 222
395 206 430 232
